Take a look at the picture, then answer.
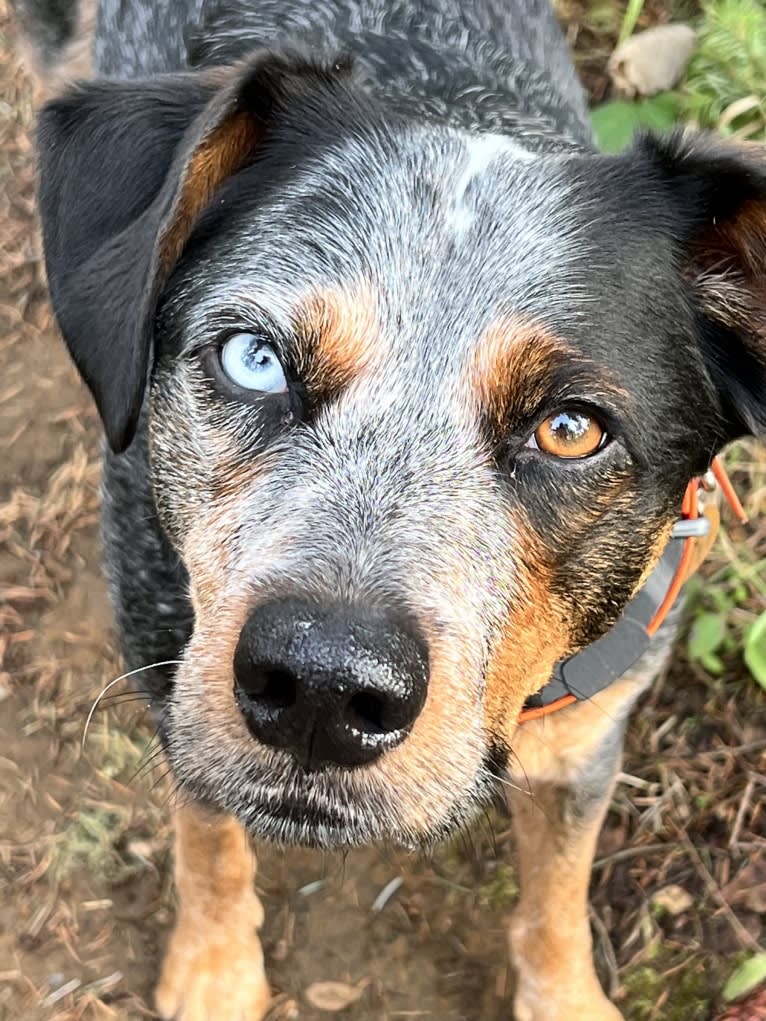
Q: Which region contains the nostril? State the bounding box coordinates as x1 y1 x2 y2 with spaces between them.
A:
243 667 297 709
344 691 387 735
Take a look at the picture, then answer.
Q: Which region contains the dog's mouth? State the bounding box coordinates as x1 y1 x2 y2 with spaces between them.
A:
174 764 401 848
168 740 501 850
165 618 504 848
234 784 387 849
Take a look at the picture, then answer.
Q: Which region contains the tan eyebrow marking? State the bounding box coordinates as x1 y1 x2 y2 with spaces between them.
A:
293 285 379 400
470 316 631 436
470 316 575 434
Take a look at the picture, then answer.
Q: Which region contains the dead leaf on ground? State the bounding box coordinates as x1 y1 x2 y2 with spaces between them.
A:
721 858 766 915
715 983 766 1021
304 980 369 1012
652 883 694 916
609 24 696 97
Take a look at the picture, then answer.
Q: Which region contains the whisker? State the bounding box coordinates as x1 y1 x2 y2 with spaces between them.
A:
486 768 533 798
82 660 183 750
130 742 168 786
504 747 534 798
98 691 155 708
129 712 172 785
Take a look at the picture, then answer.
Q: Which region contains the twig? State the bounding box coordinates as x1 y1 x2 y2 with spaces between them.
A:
593 843 670 870
729 774 756 850
680 833 762 952
589 905 620 999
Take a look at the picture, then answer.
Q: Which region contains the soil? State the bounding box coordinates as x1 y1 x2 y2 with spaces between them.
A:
1 2 764 1020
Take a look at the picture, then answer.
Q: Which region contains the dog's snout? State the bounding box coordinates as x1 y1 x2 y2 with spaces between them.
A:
233 600 429 769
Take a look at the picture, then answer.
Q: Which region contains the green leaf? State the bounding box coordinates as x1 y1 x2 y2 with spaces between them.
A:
700 651 725 675
723 953 766 1003
591 93 682 153
744 610 766 690
688 612 727 661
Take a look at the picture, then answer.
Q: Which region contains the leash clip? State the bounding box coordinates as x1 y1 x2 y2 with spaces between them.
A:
671 517 712 539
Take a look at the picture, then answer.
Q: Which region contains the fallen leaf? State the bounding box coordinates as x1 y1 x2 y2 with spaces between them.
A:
609 24 696 98
721 954 766 1008
651 884 693 916
721 859 766 915
304 980 368 1012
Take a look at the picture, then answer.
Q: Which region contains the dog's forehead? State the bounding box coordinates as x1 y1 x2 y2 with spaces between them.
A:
171 124 615 361
167 117 688 419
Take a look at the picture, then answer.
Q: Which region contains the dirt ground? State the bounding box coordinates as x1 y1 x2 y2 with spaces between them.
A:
1 2 765 1020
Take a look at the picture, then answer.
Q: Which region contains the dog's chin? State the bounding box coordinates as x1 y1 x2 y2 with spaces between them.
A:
168 747 500 851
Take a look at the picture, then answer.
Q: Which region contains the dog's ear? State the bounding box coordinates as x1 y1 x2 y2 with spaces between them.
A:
37 54 351 451
631 132 766 442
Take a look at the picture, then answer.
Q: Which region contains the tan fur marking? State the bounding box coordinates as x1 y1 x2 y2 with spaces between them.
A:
472 318 578 736
484 602 570 735
376 636 486 831
155 802 271 1021
691 194 766 344
505 678 652 1021
471 317 573 433
507 779 624 1021
512 673 647 783
160 108 263 272
704 197 766 276
483 536 571 742
294 287 379 397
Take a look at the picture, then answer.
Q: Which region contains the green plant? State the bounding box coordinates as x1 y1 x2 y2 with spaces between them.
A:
591 0 766 152
618 0 649 44
685 530 766 689
52 809 123 878
680 0 766 138
591 93 681 152
723 954 766 1002
744 610 766 690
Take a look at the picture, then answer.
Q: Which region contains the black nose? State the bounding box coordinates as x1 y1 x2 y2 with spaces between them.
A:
233 599 429 769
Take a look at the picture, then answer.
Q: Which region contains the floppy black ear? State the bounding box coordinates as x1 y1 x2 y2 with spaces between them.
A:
632 132 766 441
36 53 351 451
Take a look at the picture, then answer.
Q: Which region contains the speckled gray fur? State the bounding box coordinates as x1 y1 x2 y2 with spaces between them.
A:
97 0 594 702
94 0 592 143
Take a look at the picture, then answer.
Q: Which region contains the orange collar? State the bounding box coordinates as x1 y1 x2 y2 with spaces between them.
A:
518 456 747 724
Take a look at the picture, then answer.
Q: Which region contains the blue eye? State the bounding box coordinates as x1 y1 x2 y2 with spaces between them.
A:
219 333 287 393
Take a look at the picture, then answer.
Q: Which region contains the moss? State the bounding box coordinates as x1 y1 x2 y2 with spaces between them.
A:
52 808 127 880
622 957 717 1021
477 863 519 911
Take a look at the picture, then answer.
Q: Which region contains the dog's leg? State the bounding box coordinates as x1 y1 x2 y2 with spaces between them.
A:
506 677 647 1021
155 802 271 1021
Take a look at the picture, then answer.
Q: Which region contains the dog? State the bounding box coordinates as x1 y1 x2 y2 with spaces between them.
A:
18 0 765 1016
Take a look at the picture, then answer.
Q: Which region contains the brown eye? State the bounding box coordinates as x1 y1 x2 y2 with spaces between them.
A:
529 410 606 459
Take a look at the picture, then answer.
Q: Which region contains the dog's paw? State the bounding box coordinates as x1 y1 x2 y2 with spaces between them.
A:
513 987 624 1021
509 911 624 1021
155 913 271 1021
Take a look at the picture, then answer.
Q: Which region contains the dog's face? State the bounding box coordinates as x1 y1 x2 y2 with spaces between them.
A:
38 55 766 846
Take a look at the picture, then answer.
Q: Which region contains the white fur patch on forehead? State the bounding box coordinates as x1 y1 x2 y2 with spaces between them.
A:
449 133 533 237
